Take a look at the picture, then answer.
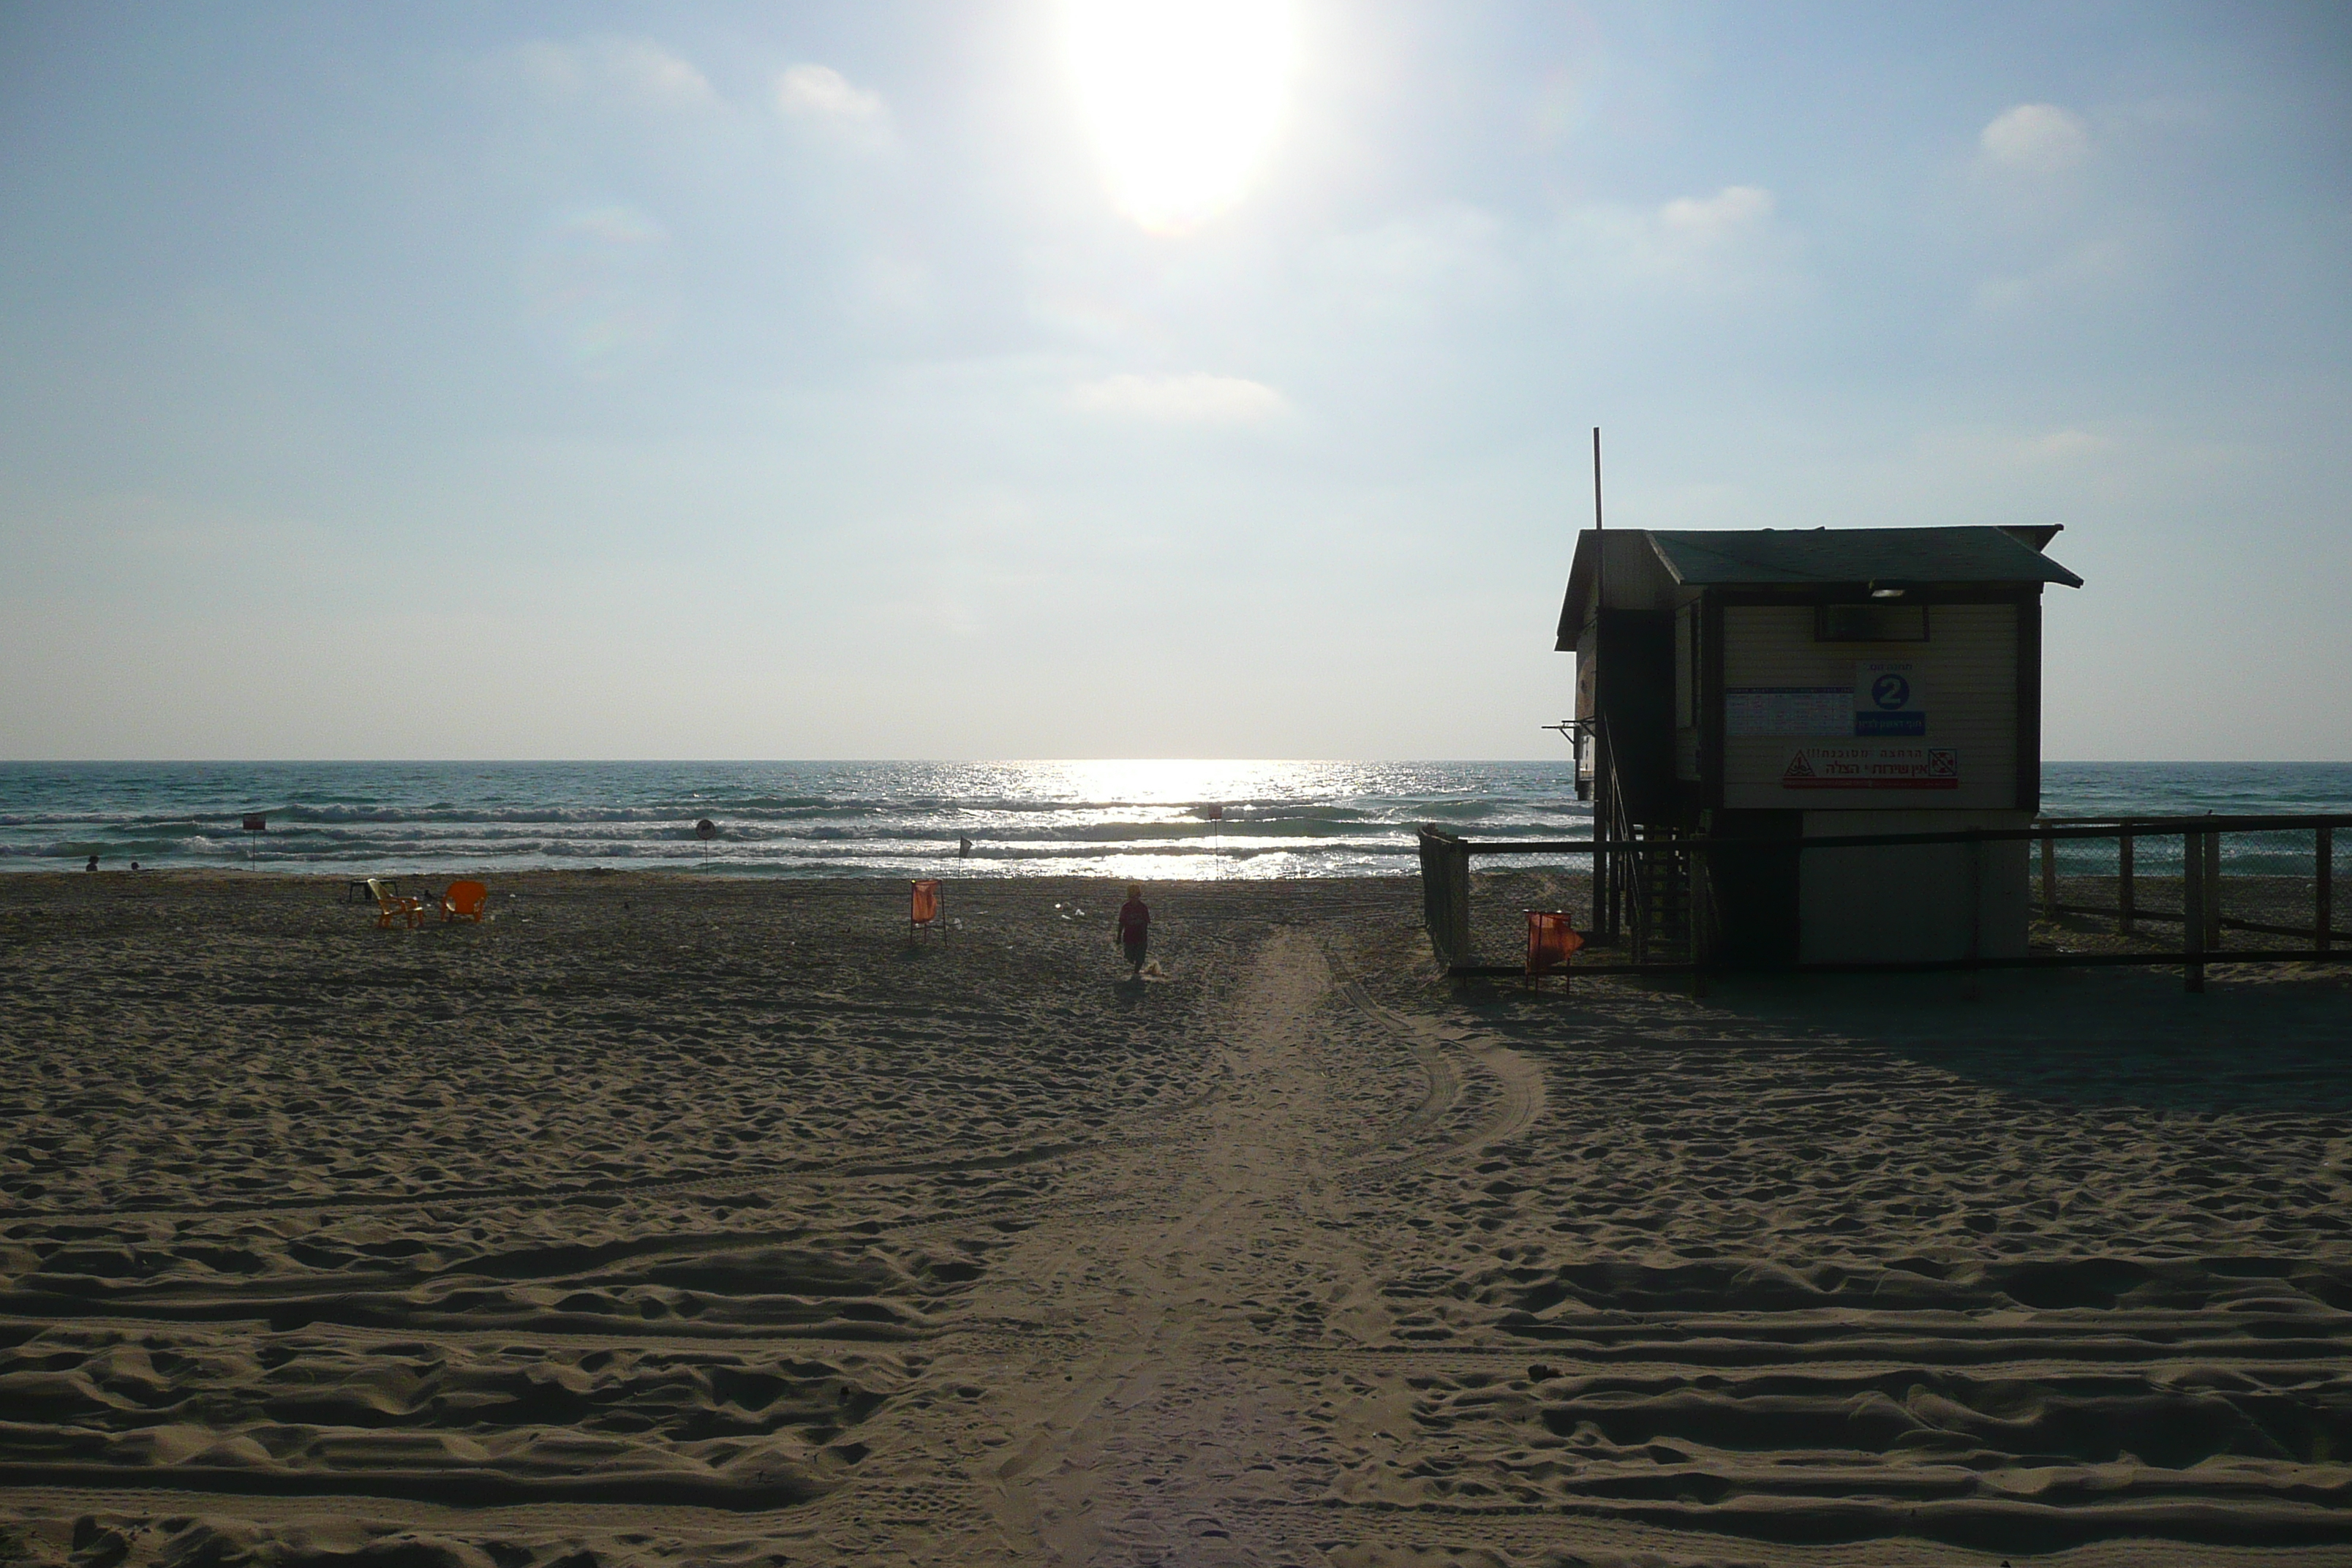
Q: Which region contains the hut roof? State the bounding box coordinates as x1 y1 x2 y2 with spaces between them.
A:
1556 524 2080 651
1643 525 2081 588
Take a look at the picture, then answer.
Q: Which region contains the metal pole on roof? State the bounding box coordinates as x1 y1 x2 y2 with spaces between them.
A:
1590 425 1609 938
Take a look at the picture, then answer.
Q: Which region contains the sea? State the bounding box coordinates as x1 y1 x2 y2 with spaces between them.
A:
1 761 2348 881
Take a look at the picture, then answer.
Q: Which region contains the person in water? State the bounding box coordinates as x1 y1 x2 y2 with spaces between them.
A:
1115 883 1150 978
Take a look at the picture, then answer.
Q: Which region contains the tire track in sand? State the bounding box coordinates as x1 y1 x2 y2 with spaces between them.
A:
1330 972 1545 1185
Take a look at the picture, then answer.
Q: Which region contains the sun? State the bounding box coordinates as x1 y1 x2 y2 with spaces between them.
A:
1064 0 1297 235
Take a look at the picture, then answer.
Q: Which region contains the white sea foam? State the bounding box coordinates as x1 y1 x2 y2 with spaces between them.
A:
2 761 2345 878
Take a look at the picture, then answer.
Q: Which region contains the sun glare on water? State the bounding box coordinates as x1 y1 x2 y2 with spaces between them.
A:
1065 0 1297 234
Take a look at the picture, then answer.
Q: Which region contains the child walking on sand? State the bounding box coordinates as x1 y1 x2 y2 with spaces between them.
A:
1115 883 1150 978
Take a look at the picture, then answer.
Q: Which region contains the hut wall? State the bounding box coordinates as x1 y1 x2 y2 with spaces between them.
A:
1796 809 2031 963
1673 598 1701 782
1719 602 2019 811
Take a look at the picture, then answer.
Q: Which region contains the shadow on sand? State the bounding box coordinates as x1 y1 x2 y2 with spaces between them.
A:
1456 962 2352 1113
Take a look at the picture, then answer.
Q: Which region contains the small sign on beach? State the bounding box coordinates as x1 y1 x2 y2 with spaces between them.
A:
241 813 266 832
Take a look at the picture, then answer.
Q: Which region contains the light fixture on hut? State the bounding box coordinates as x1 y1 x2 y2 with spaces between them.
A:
1868 581 1907 599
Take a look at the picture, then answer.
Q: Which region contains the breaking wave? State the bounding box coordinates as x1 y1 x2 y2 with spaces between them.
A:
0 761 1587 879
7 761 2334 880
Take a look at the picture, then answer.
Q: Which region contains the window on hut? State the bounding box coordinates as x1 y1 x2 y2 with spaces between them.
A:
1816 603 1929 642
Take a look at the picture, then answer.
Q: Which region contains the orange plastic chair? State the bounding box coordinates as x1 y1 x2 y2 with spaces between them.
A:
368 878 425 930
1526 911 1584 990
910 879 942 941
440 880 489 922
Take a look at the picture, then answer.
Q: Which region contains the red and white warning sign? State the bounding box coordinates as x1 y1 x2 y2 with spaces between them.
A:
1780 745 1959 790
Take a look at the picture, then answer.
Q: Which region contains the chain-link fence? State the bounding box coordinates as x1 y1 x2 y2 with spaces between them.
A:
1423 815 2348 986
2034 818 2341 956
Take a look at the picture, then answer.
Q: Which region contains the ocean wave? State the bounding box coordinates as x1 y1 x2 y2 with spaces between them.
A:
0 760 1609 876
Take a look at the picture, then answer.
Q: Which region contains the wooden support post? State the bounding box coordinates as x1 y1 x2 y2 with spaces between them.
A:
2117 828 2135 935
1439 841 1458 963
2183 828 2206 994
1689 839 1711 972
2203 826 2224 949
2320 825 2334 954
2040 826 2057 915
1968 829 1984 963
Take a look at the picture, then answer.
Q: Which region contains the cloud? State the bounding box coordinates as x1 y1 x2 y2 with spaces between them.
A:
1658 184 1775 244
1912 423 2122 475
775 64 886 124
1556 185 1793 293
1972 236 2132 314
518 205 679 374
1301 207 1520 331
513 37 717 111
1071 373 1290 424
2021 427 2111 460
1978 103 2091 175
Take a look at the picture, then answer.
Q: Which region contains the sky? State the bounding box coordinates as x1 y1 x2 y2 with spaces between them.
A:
1 1 2347 761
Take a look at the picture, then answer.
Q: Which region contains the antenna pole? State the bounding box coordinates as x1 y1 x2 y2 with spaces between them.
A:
1592 426 1603 532
1588 425 1609 923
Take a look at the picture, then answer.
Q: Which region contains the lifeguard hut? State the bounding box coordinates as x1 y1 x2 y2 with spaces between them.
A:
1557 525 2081 967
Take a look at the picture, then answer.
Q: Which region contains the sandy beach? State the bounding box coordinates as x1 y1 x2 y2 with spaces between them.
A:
3 869 2350 1567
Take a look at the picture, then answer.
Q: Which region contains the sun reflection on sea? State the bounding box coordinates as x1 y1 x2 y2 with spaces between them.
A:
1041 758 1303 809
1 760 1594 880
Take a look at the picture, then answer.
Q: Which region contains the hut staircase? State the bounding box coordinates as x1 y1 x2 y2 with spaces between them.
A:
1591 717 1631 949
1593 715 1695 965
1632 823 1692 965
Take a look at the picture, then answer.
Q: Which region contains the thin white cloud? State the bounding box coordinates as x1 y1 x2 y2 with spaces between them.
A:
1316 208 1515 296
1912 423 2125 476
513 37 717 111
775 64 886 124
1293 190 1792 347
1658 184 1775 244
1558 185 1793 293
857 256 936 320
2021 427 2111 460
1299 208 1521 335
1071 372 1290 424
1979 103 2091 175
1973 236 2132 314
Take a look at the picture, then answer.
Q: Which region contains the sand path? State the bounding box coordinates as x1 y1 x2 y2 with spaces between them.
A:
811 927 1545 1564
7 872 2351 1568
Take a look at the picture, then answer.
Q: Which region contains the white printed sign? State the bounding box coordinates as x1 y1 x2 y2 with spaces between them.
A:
1780 745 1960 790
1726 687 1849 737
